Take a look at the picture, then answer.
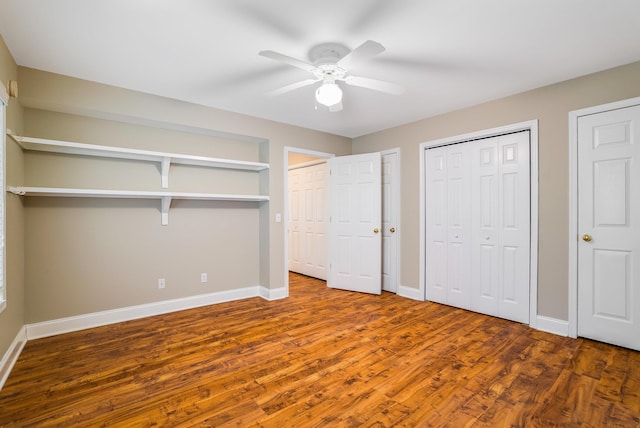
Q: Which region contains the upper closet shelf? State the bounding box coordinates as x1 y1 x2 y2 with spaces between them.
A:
6 130 269 189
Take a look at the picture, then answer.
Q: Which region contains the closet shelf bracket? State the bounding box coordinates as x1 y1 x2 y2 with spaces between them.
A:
161 196 172 226
161 157 171 189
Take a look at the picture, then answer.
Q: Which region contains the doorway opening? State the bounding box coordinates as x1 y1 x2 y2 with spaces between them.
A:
283 147 402 297
283 147 334 296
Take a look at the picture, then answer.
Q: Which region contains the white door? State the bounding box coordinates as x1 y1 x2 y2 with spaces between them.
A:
306 163 328 280
425 144 472 308
470 138 500 316
445 144 472 309
382 151 399 293
425 131 530 323
328 152 382 294
496 133 530 323
577 104 640 350
470 132 530 323
301 166 315 275
425 146 448 304
288 168 303 273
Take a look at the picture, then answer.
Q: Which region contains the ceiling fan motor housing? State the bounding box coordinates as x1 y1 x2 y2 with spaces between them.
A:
314 64 346 83
308 42 349 64
309 43 350 83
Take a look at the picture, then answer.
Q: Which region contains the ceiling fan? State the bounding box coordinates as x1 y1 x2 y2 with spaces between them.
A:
259 40 404 112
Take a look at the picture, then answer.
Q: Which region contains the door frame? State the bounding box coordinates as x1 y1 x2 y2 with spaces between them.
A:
419 120 539 327
568 96 640 338
283 146 334 296
381 148 401 294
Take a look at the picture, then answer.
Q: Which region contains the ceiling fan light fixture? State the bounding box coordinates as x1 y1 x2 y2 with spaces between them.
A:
315 82 342 107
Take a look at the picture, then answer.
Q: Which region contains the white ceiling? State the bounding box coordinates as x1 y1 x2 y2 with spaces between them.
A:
1 0 640 138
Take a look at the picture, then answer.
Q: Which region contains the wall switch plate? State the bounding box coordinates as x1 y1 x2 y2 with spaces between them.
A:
275 213 282 223
201 273 208 283
158 278 165 289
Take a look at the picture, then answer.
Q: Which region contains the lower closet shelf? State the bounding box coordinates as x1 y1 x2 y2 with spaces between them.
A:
7 186 269 225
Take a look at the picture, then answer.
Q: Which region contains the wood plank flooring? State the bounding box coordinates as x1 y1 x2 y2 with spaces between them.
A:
1 273 639 427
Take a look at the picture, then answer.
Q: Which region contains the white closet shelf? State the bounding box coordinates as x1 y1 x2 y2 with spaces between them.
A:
7 130 269 188
7 186 269 225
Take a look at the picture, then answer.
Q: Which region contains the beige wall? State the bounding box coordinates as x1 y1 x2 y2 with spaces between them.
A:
0 35 25 360
352 61 640 320
17 67 351 323
21 109 261 321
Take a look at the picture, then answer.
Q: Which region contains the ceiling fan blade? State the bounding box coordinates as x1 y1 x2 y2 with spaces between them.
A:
328 102 343 113
336 40 385 68
259 50 317 73
266 78 319 96
344 75 405 95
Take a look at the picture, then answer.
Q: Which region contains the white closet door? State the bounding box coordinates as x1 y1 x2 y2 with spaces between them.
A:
426 145 472 308
471 138 500 316
496 132 530 323
302 166 316 276
427 131 530 324
288 168 303 273
445 145 472 309
288 163 328 280
308 164 328 280
425 146 448 304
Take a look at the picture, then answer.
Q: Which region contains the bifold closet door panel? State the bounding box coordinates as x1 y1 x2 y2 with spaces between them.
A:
425 146 448 304
495 132 530 323
471 139 500 317
445 144 472 310
303 163 328 280
288 168 303 273
302 166 315 276
425 144 472 308
469 132 530 322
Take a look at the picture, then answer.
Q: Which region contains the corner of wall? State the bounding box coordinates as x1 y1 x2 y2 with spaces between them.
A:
397 284 424 301
0 33 27 390
0 326 26 390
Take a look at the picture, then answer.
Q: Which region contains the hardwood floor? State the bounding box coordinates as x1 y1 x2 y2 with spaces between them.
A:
1 273 639 427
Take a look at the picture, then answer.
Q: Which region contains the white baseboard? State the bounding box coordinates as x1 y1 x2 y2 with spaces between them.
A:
26 286 264 340
535 315 569 337
398 284 424 301
260 286 287 301
0 326 27 390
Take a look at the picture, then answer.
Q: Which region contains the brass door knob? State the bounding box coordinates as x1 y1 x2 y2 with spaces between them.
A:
373 228 379 234
582 234 592 242
390 227 396 233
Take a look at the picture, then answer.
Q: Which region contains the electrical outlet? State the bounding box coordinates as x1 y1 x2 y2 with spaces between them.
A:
201 273 208 283
158 278 165 289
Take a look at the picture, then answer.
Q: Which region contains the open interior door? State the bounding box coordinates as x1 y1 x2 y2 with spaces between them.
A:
327 152 382 294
